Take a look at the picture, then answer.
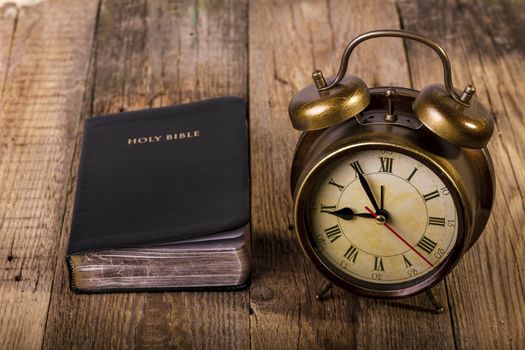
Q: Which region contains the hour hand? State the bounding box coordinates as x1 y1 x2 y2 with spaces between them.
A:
327 207 375 220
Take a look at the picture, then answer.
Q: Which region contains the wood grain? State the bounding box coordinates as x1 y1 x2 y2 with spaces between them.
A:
0 0 523 348
0 1 98 349
398 0 525 348
248 1 454 349
42 0 249 349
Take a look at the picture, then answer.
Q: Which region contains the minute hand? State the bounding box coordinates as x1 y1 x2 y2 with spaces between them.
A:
356 170 380 212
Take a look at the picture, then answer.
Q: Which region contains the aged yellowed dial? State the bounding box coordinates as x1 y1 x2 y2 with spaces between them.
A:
307 149 458 284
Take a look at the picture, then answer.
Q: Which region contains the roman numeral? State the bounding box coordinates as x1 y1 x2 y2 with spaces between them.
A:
350 161 364 176
328 178 345 192
423 190 440 201
324 225 342 243
344 245 358 263
417 236 437 254
320 204 336 213
403 255 413 268
373 256 384 271
379 157 393 173
428 216 446 226
407 167 418 181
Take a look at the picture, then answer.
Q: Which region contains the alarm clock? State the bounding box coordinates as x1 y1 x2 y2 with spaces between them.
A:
289 30 495 304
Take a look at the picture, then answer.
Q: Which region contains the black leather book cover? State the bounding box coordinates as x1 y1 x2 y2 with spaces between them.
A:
67 97 249 255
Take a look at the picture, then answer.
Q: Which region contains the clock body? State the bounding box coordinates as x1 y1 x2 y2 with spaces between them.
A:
291 87 495 298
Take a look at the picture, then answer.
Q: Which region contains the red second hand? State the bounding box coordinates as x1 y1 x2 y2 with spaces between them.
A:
365 206 433 267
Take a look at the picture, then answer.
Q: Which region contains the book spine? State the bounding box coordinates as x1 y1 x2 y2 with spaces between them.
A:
66 256 77 290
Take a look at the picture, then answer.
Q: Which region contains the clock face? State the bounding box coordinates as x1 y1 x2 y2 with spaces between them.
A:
305 148 460 288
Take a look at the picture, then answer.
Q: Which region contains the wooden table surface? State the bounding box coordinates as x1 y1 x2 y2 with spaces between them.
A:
0 0 524 349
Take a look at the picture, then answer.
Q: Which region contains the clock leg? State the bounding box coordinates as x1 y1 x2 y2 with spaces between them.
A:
315 280 333 301
425 288 445 314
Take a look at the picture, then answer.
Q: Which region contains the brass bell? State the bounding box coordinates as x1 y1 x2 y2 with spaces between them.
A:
288 29 494 149
414 84 493 148
288 71 370 131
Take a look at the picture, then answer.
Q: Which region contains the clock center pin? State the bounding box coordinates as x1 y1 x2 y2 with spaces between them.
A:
375 214 387 225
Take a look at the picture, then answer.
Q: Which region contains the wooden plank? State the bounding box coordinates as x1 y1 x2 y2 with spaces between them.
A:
42 0 249 349
0 0 520 348
397 0 525 348
0 1 99 349
248 0 455 349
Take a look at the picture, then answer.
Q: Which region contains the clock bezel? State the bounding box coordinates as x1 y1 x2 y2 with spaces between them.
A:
293 141 467 299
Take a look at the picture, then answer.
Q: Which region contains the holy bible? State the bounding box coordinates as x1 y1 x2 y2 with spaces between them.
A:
66 97 251 293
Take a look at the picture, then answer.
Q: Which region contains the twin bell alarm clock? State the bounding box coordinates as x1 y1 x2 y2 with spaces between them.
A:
288 29 495 307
